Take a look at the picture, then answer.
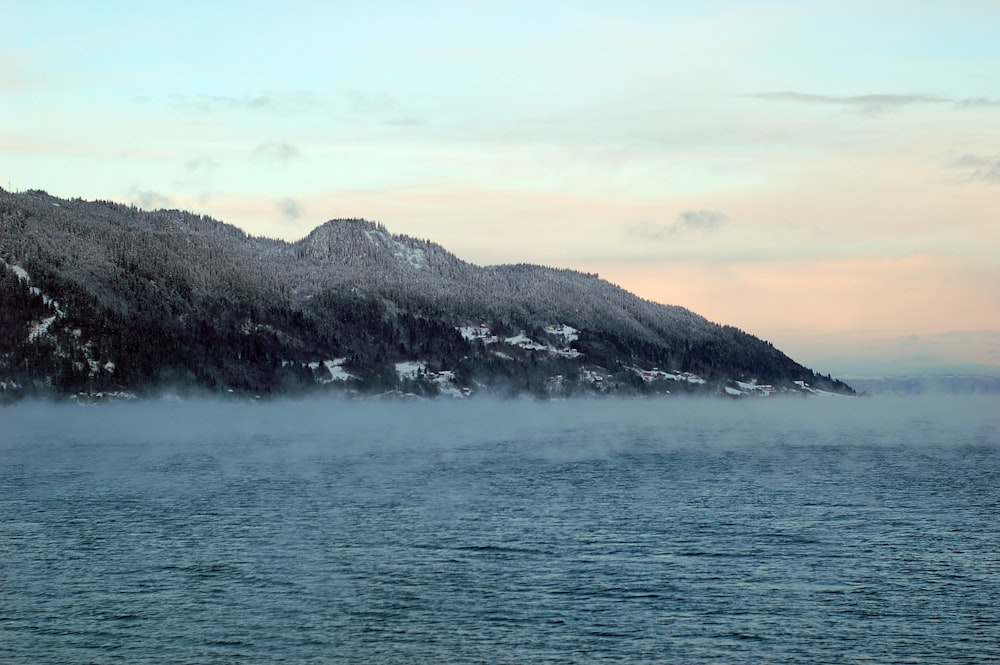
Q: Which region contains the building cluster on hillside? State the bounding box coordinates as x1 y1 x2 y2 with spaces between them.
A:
629 366 707 385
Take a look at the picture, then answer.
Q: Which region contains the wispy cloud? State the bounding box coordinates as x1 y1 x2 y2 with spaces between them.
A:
343 89 423 126
749 91 1000 113
676 209 728 232
276 197 303 220
348 90 397 114
174 157 218 194
628 210 728 240
184 156 217 174
956 97 1000 109
166 92 321 115
253 141 301 165
127 186 173 210
748 91 946 112
954 153 1000 183
169 94 272 113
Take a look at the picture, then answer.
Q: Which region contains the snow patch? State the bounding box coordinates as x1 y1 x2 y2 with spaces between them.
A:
10 264 30 282
631 367 706 384
544 324 579 342
69 391 138 402
4 261 67 338
395 360 426 379
395 361 470 397
428 370 470 398
393 245 427 269
458 324 494 341
731 379 775 396
460 324 581 358
321 358 353 382
504 333 548 351
28 315 58 342
364 226 427 269
305 358 355 383
503 329 582 358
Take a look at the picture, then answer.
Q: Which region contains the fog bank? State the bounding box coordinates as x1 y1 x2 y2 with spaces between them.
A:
3 395 996 453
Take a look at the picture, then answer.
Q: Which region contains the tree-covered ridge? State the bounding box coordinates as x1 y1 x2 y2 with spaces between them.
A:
0 188 853 400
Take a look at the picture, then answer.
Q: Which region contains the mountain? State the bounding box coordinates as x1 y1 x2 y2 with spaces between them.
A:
845 375 1000 395
0 188 853 401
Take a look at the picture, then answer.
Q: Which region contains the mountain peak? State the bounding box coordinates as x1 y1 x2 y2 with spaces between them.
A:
297 218 427 269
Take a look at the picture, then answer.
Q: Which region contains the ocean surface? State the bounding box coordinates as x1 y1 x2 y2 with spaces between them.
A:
2 395 998 664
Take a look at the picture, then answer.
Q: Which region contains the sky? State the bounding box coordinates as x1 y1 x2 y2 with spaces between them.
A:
3 0 999 378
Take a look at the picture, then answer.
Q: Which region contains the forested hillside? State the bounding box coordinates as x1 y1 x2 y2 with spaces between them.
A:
0 188 853 400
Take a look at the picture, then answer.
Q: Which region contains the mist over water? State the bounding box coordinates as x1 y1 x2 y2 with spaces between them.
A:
2 396 998 663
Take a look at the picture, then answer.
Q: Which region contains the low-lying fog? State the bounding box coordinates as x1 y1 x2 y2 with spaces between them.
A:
4 394 997 455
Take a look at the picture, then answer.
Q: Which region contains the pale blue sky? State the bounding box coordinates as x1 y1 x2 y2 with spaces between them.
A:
3 1 999 376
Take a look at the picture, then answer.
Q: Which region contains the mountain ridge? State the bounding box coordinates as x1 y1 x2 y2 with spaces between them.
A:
0 188 853 400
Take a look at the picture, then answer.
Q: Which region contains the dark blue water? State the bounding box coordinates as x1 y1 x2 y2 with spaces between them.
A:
2 396 998 663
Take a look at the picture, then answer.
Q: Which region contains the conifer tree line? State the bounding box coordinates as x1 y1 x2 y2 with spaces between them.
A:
0 188 853 399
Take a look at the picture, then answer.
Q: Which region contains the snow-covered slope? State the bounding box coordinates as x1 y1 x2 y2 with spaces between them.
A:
0 188 854 399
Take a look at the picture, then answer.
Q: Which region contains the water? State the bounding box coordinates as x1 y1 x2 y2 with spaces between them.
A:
2 396 998 663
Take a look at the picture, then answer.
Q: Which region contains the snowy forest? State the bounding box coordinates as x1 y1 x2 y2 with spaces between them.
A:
0 188 853 400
